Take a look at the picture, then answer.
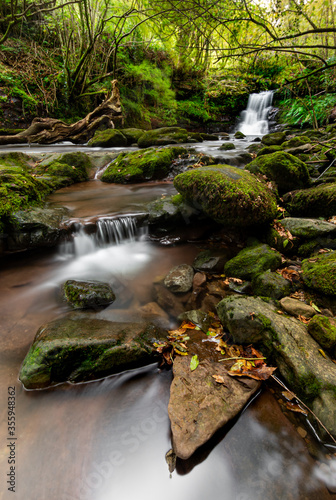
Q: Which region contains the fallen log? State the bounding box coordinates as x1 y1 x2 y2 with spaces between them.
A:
0 80 122 145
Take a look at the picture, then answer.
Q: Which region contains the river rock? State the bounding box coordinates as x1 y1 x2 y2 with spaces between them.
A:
152 283 186 317
19 313 166 389
301 251 336 296
217 295 336 438
61 279 116 309
88 129 127 147
35 151 91 188
193 249 228 273
138 302 170 328
138 127 190 148
252 270 291 299
218 142 235 151
257 145 282 156
283 183 336 218
164 264 194 293
173 165 278 227
261 131 286 146
168 356 260 459
308 315 336 351
234 131 245 139
224 242 282 280
120 128 145 145
7 206 69 252
281 217 336 239
279 297 316 318
178 309 212 332
246 151 310 193
101 146 187 183
147 194 201 229
282 136 311 149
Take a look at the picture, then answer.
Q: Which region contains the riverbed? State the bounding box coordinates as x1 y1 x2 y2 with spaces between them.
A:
0 137 335 500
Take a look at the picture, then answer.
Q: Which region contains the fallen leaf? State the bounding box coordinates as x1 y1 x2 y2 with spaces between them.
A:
318 349 327 359
285 401 308 415
282 390 295 401
212 374 226 384
298 315 310 324
180 321 196 329
190 355 199 371
310 302 321 313
280 268 301 282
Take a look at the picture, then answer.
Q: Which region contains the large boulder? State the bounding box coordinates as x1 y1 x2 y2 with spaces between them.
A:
120 128 145 145
168 356 260 459
88 129 127 147
217 295 336 438
302 251 336 296
281 217 336 239
19 313 166 389
261 131 286 146
224 242 282 280
246 151 310 193
138 127 190 148
35 152 91 189
6 206 69 252
61 279 116 309
101 146 187 183
283 183 336 218
173 165 278 227
252 270 291 299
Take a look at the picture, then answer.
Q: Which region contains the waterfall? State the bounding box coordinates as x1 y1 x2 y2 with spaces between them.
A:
59 215 146 258
238 90 274 135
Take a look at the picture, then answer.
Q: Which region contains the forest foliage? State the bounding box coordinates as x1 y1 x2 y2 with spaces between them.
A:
0 0 336 128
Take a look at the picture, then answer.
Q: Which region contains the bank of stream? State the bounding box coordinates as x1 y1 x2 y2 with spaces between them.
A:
0 129 335 499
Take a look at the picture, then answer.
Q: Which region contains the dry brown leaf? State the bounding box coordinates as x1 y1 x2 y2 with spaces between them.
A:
280 267 301 282
180 321 196 330
212 374 226 384
298 315 311 324
286 401 308 415
282 390 295 401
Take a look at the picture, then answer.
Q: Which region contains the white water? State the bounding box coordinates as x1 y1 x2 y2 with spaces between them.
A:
239 90 273 135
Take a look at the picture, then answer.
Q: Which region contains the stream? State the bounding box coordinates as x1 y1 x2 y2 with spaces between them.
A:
1 127 335 499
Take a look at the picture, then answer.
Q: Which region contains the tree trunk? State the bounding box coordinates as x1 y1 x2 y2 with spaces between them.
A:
0 80 122 145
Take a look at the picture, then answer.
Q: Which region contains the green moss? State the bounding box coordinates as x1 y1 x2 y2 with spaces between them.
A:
246 151 310 193
88 129 128 147
261 132 286 146
302 251 336 296
225 243 282 280
34 152 90 186
219 142 235 151
283 183 336 218
174 165 278 227
308 315 336 350
282 136 311 148
257 145 282 157
101 146 187 183
138 127 189 148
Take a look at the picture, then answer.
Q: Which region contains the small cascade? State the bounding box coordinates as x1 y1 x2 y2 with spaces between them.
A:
238 90 274 135
59 215 146 258
94 158 117 180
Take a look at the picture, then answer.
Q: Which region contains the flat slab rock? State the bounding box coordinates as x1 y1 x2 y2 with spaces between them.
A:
168 356 260 459
19 313 166 389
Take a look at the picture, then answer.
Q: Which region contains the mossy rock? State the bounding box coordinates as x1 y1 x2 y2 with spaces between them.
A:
261 131 286 146
88 129 127 147
0 152 33 169
120 128 145 145
302 251 336 296
147 194 200 228
193 249 229 273
281 217 336 239
138 127 189 148
224 243 282 280
0 169 51 232
298 238 336 258
61 279 116 309
219 142 235 151
257 145 282 157
101 146 187 183
282 136 311 148
252 270 291 299
234 131 245 139
173 165 278 227
200 133 218 141
308 315 336 351
18 314 166 389
283 183 336 218
246 151 310 193
36 152 91 186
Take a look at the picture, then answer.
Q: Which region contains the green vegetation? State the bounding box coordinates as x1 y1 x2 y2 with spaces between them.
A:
302 251 336 296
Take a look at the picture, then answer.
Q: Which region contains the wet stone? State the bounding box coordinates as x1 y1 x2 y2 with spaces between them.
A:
163 264 194 293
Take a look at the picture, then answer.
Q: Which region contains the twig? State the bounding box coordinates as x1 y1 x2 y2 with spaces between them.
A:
272 375 336 444
219 356 266 361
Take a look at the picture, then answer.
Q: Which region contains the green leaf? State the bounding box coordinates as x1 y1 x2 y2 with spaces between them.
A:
311 302 321 313
283 238 289 248
190 355 199 371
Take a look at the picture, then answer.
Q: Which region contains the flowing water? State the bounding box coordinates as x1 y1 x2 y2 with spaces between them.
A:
0 138 335 500
238 91 274 136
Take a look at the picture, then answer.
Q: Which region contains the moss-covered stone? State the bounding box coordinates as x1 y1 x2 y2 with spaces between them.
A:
224 243 282 280
138 127 189 148
35 152 91 188
173 165 278 227
281 217 336 239
88 129 127 147
308 315 336 351
246 151 310 193
302 251 336 296
218 142 235 151
117 128 143 145
200 133 219 141
61 280 116 309
193 249 229 273
19 313 166 389
252 270 291 299
283 183 336 218
101 146 187 183
234 131 245 139
261 131 286 146
282 136 311 149
257 145 282 157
